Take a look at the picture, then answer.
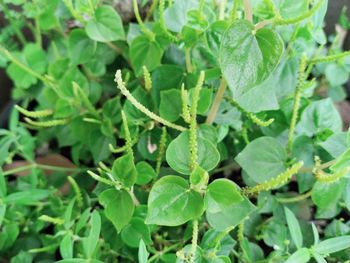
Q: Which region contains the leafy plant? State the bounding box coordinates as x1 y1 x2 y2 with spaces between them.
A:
1 0 350 262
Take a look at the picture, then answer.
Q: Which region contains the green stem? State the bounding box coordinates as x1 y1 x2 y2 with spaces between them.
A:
145 0 159 21
276 190 312 203
185 48 193 73
226 97 274 127
230 0 240 22
287 54 307 152
115 70 186 131
274 0 324 26
0 0 26 45
3 163 83 176
308 50 350 64
218 0 227 20
0 45 49 84
62 0 85 24
133 0 155 41
206 78 227 125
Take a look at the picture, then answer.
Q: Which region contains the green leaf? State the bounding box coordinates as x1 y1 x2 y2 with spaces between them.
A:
146 176 204 226
275 0 308 19
319 132 348 158
189 87 213 115
166 131 220 175
235 137 287 183
330 148 350 172
112 154 137 187
138 239 149 263
4 189 50 205
284 207 303 249
296 99 342 136
285 248 310 263
325 63 349 86
190 166 209 191
0 169 6 198
312 180 346 209
121 217 152 248
314 236 350 255
130 36 163 76
312 223 320 245
68 29 96 65
136 161 157 185
99 189 134 232
60 235 73 259
86 5 125 42
206 194 256 231
159 89 182 122
204 179 244 213
7 44 47 89
82 210 101 258
151 65 185 106
0 204 6 228
64 198 76 230
220 20 283 98
163 0 198 32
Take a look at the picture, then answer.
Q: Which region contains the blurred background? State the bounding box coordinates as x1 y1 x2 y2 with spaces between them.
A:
1 0 350 125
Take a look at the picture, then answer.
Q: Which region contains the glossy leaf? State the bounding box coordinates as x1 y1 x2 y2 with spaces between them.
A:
285 248 310 263
220 20 283 98
235 137 287 183
166 131 220 175
284 207 303 249
204 179 243 213
112 154 137 187
314 235 350 255
99 189 134 232
146 176 204 226
86 5 125 42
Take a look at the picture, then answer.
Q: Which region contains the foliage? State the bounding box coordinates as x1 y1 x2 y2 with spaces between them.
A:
1 0 350 262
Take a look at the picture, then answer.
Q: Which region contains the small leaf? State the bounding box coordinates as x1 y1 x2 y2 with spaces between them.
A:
312 223 320 245
86 5 125 42
190 166 209 191
204 179 243 213
314 235 350 255
112 154 137 187
99 189 134 233
205 181 256 230
284 207 303 249
60 235 73 259
68 29 96 65
130 36 163 76
0 169 6 198
138 239 149 263
146 176 204 226
4 189 50 205
166 131 220 175
82 210 101 258
121 218 152 248
136 161 156 185
285 248 310 263
296 99 342 137
159 89 182 122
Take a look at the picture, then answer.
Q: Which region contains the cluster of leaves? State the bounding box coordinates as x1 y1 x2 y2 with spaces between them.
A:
1 0 350 262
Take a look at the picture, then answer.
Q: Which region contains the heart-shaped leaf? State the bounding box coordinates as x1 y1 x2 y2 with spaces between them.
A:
219 20 284 98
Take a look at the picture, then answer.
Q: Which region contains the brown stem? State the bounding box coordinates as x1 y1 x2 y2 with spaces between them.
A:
206 78 227 124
